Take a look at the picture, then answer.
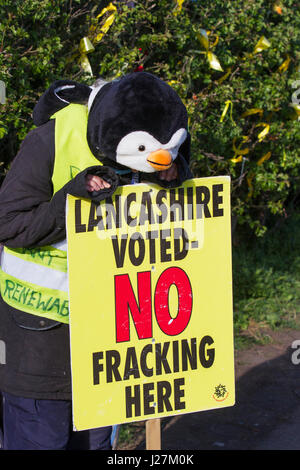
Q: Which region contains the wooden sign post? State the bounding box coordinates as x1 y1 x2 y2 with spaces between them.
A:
146 419 161 450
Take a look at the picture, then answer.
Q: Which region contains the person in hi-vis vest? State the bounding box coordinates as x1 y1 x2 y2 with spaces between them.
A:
0 73 192 450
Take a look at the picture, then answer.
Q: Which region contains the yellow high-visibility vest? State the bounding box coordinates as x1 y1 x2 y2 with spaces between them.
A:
0 104 100 323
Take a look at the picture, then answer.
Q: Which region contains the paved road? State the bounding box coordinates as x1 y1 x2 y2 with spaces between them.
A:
135 327 300 451
254 404 300 450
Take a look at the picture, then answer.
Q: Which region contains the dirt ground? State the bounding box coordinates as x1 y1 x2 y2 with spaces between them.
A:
118 320 300 450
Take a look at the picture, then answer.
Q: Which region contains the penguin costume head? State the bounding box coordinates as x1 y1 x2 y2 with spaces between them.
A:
33 72 190 174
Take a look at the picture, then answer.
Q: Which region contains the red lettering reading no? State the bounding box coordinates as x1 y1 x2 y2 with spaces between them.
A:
115 267 192 342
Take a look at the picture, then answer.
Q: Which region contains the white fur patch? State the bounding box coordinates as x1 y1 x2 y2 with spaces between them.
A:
116 128 187 173
54 84 76 104
88 79 108 111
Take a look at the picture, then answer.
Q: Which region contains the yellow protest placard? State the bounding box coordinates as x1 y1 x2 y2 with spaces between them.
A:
66 176 235 431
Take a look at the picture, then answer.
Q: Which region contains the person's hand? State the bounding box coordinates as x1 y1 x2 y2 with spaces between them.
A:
85 174 111 192
158 163 178 182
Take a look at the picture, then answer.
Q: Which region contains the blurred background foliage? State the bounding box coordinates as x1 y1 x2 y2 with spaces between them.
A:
0 0 299 240
0 0 300 340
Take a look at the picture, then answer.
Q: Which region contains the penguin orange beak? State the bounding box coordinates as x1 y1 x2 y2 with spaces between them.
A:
147 149 173 171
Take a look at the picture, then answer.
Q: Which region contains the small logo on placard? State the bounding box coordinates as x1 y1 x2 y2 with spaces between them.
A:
213 383 228 401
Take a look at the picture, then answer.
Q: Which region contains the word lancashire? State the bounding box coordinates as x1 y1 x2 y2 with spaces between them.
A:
74 183 225 234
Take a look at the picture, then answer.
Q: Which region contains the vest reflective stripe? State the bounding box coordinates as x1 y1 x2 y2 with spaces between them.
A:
1 249 68 292
4 245 67 272
0 104 100 323
52 239 68 252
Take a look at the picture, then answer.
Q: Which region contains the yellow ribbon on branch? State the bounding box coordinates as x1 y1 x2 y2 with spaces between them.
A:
78 37 95 76
220 100 235 124
217 67 232 85
173 0 185 15
90 2 117 44
241 36 270 64
278 56 291 73
196 29 223 72
253 36 271 54
77 2 117 76
231 136 250 163
290 103 300 121
241 108 263 118
257 151 271 166
231 155 244 163
255 122 270 142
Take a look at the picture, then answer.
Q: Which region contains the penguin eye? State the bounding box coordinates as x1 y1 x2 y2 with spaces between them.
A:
138 145 146 152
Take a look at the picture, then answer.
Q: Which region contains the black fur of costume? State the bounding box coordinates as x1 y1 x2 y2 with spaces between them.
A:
33 72 191 176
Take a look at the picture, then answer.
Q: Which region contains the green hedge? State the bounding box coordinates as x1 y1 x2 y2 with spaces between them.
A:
0 0 299 236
